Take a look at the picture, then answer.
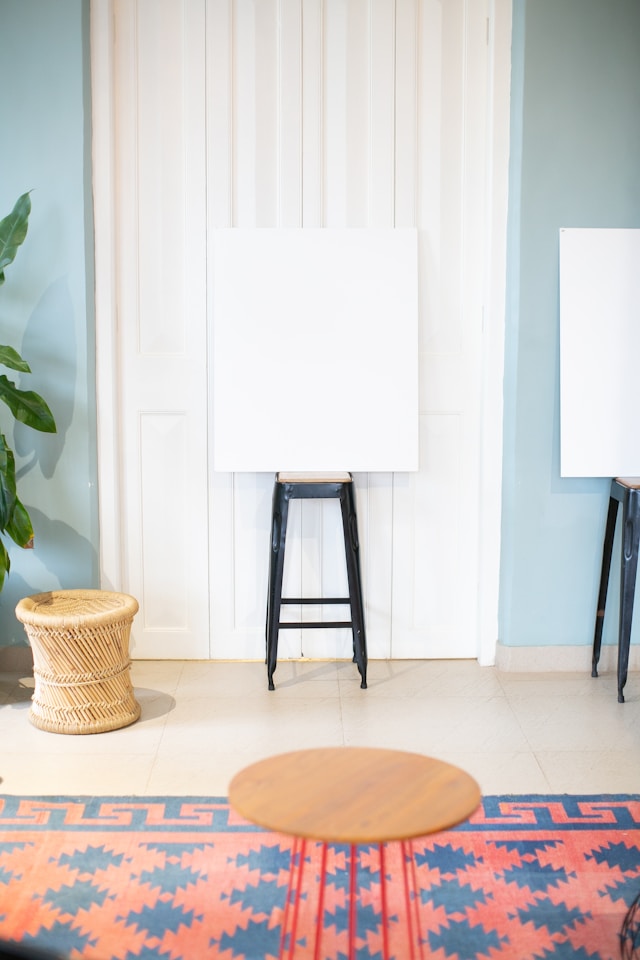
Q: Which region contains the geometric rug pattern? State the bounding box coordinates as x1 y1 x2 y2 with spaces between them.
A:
0 795 639 959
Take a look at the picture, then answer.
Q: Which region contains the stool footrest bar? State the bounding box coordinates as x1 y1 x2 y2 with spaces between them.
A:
279 621 353 630
281 597 351 605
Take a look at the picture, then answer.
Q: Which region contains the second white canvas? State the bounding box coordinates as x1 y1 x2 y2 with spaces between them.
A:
560 228 640 477
211 228 419 473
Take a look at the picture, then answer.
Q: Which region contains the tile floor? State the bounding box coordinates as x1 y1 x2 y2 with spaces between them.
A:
1 657 639 797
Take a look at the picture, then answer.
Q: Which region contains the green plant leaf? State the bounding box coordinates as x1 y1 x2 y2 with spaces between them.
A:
0 435 17 531
6 496 34 549
0 345 31 374
0 539 9 592
0 375 56 433
0 192 31 286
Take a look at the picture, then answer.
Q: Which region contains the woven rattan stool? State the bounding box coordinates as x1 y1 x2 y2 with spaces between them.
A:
15 589 140 734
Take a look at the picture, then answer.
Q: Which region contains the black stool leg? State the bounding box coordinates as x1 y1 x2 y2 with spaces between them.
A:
341 483 367 689
266 484 289 691
618 488 640 703
592 493 619 678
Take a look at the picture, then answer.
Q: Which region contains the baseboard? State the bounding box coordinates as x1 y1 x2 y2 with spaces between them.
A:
494 641 638 673
2 642 634 676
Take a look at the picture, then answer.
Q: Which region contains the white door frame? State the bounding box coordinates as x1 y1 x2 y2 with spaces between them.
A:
90 0 512 665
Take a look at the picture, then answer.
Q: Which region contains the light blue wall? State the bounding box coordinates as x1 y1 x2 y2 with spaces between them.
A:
4 0 640 656
0 0 98 647
500 0 640 648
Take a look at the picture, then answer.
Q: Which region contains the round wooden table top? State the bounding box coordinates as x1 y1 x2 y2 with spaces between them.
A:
228 747 481 844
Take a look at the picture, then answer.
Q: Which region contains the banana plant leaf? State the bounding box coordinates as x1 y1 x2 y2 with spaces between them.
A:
0 193 30 286
0 538 9 592
0 374 56 432
6 497 34 549
0 191 56 588
0 435 17 531
0 345 31 374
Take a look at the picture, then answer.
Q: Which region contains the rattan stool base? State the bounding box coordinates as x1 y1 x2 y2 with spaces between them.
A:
15 589 140 735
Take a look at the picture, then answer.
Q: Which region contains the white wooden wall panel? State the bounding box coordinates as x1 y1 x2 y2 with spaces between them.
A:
390 0 487 658
206 0 233 226
207 0 488 662
301 0 323 227
395 0 418 224
279 2 303 227
93 0 511 665
370 2 396 226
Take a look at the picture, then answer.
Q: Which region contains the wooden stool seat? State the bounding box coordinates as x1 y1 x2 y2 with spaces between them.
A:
277 472 353 483
15 589 140 734
266 472 367 690
592 478 640 702
229 747 481 843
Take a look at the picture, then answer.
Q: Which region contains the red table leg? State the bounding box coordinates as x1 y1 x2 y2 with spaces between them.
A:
401 840 417 960
280 837 307 960
313 842 328 960
408 840 426 959
348 844 357 960
282 838 426 958
379 843 390 960
279 838 296 958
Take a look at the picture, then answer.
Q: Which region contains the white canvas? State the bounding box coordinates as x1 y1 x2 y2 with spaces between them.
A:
211 228 419 473
560 228 640 477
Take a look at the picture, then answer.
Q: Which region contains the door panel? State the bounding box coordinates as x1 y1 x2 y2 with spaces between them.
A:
93 0 508 663
110 0 209 657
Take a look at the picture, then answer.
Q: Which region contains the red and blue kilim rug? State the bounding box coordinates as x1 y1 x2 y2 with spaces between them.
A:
0 795 639 960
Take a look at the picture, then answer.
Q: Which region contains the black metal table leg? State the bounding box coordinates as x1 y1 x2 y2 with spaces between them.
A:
618 486 640 703
592 478 640 702
592 492 619 677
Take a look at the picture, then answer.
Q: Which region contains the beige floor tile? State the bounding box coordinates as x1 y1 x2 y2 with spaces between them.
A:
256 660 343 698
155 695 345 757
147 749 269 796
130 659 185 693
339 659 505 699
1 659 639 797
0 697 168 757
176 660 270 699
535 750 640 794
391 659 505 697
436 751 552 796
340 695 529 755
498 670 617 699
509 694 640 752
0 751 155 795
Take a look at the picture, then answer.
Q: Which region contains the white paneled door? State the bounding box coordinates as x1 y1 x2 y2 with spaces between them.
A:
91 0 511 664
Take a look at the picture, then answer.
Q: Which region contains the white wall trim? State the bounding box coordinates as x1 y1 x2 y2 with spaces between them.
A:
494 641 640 674
90 0 123 593
477 0 512 666
89 0 513 662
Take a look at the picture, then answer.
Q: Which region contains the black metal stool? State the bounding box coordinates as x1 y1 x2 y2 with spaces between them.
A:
592 477 640 702
266 472 367 691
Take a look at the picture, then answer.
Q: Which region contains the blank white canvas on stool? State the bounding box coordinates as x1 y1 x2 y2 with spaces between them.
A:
210 228 419 473
559 228 640 477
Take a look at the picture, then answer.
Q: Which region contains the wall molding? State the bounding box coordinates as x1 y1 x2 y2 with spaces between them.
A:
90 0 122 593
495 641 640 673
89 0 513 663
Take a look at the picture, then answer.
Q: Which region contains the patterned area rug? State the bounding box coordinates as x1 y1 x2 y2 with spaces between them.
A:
0 795 639 959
